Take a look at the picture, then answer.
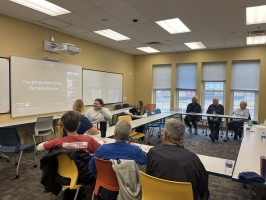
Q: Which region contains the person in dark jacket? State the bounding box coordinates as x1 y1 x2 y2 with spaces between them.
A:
206 97 224 142
184 96 202 135
146 119 209 200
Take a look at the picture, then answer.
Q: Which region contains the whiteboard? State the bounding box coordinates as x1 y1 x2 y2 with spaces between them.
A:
83 70 123 105
11 56 82 117
0 57 10 114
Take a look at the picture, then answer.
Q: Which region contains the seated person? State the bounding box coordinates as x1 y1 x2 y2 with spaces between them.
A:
146 119 209 200
184 96 202 135
59 99 100 136
228 101 249 140
125 100 145 133
85 98 112 124
89 120 147 200
127 100 145 119
37 111 101 198
206 97 224 142
37 111 101 153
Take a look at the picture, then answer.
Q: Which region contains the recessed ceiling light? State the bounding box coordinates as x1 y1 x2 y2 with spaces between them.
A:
247 36 266 45
184 42 206 49
137 47 159 53
155 18 190 34
94 29 130 41
246 5 266 25
9 0 70 16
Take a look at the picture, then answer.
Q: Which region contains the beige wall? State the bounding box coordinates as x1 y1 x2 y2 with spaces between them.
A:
1 14 266 125
0 14 135 124
134 46 266 122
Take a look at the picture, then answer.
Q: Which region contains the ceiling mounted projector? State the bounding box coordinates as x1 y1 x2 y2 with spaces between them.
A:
44 41 81 55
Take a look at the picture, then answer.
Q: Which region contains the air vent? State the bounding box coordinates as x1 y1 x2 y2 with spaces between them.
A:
247 30 266 36
145 41 163 45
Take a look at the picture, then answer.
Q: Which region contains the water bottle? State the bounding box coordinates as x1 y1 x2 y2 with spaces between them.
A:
225 159 233 174
261 132 266 142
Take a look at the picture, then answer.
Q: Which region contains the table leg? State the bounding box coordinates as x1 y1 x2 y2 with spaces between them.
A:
224 118 229 142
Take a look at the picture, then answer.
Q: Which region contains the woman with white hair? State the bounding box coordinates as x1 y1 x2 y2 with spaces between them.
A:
228 100 250 140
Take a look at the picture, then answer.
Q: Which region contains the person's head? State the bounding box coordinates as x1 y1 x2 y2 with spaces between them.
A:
114 120 131 141
135 100 144 114
240 101 247 109
212 97 219 106
162 118 185 145
135 100 143 109
192 96 198 104
61 111 80 133
93 98 104 110
73 99 84 113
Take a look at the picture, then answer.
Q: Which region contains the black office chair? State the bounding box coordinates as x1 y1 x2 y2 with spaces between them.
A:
122 103 129 108
114 104 122 110
0 127 35 178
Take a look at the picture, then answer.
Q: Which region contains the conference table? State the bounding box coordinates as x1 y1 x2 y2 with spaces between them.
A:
92 112 235 178
174 112 247 141
232 124 266 198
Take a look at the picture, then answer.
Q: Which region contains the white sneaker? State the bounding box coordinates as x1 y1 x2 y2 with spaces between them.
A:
188 127 192 133
194 129 198 135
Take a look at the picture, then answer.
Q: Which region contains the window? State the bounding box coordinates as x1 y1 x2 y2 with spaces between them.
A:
177 90 196 111
202 62 226 113
231 61 260 120
153 64 171 112
232 91 256 120
154 90 171 112
176 63 197 111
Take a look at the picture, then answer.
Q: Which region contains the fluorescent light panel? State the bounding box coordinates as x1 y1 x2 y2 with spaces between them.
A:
94 29 130 41
137 47 159 53
246 5 266 25
185 42 206 49
10 0 70 16
247 36 266 45
156 18 190 34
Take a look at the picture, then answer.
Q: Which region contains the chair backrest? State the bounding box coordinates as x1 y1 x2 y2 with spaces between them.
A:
57 126 64 137
140 171 193 200
146 110 152 117
154 108 161 114
114 104 122 110
57 153 79 189
0 127 21 152
122 103 129 108
35 116 54 136
145 104 156 112
94 157 119 196
118 115 132 121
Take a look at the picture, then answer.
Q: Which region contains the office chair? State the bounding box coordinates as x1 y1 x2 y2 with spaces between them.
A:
114 104 122 110
30 116 54 167
140 171 193 200
122 103 129 108
50 153 83 200
145 104 156 112
118 115 145 142
0 127 35 178
92 157 119 200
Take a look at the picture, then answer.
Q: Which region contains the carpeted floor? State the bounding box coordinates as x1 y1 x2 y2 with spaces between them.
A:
0 126 254 200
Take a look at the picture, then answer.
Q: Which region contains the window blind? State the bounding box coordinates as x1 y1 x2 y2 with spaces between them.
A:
176 63 197 89
202 62 226 81
153 64 171 89
231 61 260 91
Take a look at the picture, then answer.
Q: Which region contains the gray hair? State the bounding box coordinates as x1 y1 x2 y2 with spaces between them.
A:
165 118 185 140
240 101 247 107
192 96 198 100
213 97 219 102
115 120 132 140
